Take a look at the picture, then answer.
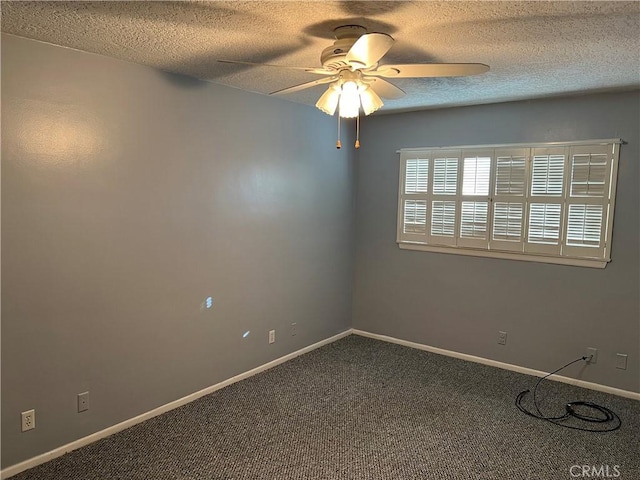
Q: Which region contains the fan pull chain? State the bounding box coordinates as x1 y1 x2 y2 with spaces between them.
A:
355 112 361 149
336 114 342 149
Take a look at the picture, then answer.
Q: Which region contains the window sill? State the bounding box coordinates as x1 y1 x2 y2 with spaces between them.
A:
398 242 609 268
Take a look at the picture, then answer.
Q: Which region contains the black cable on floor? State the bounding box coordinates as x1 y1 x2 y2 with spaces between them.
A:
515 356 621 432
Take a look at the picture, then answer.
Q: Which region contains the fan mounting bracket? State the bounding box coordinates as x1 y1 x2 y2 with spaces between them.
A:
333 25 367 40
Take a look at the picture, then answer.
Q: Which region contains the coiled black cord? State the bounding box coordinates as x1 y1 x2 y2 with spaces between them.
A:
515 356 621 432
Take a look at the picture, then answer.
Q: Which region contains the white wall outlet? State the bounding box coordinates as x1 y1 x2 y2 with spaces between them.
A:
498 331 507 345
291 322 297 336
268 329 275 344
78 391 90 412
21 409 36 432
615 353 628 370
586 347 598 364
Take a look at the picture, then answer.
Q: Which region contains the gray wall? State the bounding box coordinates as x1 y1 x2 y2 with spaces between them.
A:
353 91 640 393
1 34 355 467
2 31 639 472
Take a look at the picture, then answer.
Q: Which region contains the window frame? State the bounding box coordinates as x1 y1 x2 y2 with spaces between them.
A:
396 139 622 269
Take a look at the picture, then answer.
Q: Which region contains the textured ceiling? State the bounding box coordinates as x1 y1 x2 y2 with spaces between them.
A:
2 1 639 113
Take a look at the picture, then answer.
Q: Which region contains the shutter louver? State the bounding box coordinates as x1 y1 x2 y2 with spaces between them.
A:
460 202 488 239
531 154 565 196
405 159 429 194
493 202 523 242
570 153 607 197
403 200 427 234
462 157 491 195
567 204 603 247
431 200 456 237
495 155 526 195
433 158 458 195
528 203 562 244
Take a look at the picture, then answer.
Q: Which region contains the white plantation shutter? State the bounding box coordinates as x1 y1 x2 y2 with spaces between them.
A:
525 147 567 255
531 154 565 195
528 203 562 243
566 204 603 246
431 200 456 237
491 148 528 252
398 152 430 242
405 159 429 194
493 202 524 241
397 141 620 268
570 151 607 197
460 201 488 239
462 156 491 195
429 152 460 245
495 152 527 196
433 156 459 195
563 145 611 258
458 151 492 248
403 200 427 234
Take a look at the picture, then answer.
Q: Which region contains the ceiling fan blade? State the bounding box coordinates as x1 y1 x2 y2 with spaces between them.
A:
217 60 335 76
367 78 405 100
345 33 395 69
371 63 490 78
270 76 338 96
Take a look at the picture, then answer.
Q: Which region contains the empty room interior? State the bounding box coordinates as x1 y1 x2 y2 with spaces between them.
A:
2 2 639 479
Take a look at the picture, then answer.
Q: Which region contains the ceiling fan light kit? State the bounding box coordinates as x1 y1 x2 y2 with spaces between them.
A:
315 69 384 119
359 85 384 116
220 25 489 148
315 84 341 115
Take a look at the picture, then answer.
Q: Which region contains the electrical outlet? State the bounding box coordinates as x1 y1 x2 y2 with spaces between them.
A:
21 409 35 432
615 353 628 370
291 322 297 336
498 331 507 345
268 330 275 344
78 392 90 412
586 347 598 364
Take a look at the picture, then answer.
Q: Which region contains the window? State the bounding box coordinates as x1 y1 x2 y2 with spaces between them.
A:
397 140 621 268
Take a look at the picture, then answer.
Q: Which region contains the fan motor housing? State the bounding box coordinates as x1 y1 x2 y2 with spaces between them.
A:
320 39 356 70
320 25 367 71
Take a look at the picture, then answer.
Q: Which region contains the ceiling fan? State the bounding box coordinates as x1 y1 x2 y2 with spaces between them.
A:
219 25 489 148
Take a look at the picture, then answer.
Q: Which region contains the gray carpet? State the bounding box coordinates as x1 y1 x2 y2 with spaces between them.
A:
11 335 640 480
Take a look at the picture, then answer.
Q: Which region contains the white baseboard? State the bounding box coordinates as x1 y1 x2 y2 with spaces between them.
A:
352 329 640 401
1 329 353 480
5 327 636 478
